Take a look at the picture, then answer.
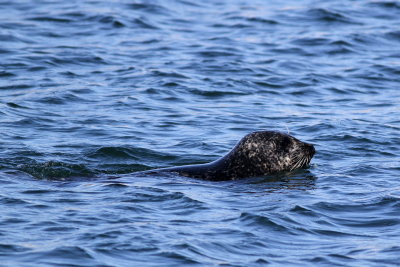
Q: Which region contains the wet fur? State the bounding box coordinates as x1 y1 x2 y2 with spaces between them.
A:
147 131 315 181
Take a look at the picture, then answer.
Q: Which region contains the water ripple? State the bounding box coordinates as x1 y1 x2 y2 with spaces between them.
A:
1 0 400 266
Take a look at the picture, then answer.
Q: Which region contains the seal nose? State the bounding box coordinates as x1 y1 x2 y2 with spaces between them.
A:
303 142 315 156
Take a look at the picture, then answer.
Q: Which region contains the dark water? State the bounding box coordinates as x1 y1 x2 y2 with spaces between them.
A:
1 0 400 266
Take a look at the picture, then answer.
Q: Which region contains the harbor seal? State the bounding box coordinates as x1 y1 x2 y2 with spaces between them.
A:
146 131 315 181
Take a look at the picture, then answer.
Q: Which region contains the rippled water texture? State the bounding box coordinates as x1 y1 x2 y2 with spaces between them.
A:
1 0 400 266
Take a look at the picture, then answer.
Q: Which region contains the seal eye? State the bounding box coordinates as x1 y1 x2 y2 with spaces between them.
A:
279 137 291 152
280 137 290 147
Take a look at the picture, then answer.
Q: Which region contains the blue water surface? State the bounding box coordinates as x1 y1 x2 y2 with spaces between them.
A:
1 0 400 266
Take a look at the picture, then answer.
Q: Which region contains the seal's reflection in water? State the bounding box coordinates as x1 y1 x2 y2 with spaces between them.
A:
229 170 317 193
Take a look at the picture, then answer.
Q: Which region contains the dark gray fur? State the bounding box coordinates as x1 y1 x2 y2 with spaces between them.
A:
146 131 315 181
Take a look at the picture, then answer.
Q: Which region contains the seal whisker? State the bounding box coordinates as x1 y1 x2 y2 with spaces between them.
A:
302 156 308 167
291 155 305 171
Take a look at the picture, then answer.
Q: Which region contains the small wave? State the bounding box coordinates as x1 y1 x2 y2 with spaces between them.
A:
188 88 249 97
384 31 400 42
87 146 173 161
340 218 400 228
21 189 54 195
196 50 239 58
97 15 126 28
0 197 29 205
313 196 400 213
290 204 315 214
243 17 278 25
25 246 96 266
151 70 188 79
6 102 28 109
153 251 200 265
0 84 33 90
306 8 360 24
238 212 292 233
271 47 309 56
253 81 284 89
133 18 159 30
28 16 72 23
0 71 16 77
48 55 108 66
0 33 35 43
120 190 181 203
0 244 30 253
18 161 95 180
292 37 330 46
311 228 367 237
114 187 206 215
369 1 400 9
126 3 171 16
85 146 177 174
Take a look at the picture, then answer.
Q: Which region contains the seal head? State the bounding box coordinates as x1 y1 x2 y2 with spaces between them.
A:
150 131 315 181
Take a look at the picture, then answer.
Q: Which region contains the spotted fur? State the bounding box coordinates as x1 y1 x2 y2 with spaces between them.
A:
148 131 315 181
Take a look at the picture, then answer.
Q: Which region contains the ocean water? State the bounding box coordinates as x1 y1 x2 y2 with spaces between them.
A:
1 0 400 266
